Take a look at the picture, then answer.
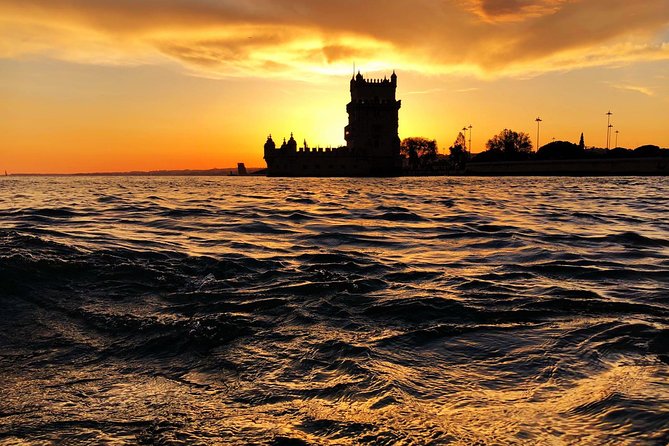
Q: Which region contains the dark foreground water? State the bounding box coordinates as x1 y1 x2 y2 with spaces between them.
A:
1 176 668 445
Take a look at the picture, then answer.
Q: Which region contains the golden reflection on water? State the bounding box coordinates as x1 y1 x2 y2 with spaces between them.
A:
7 357 666 444
4 311 669 444
2 177 669 444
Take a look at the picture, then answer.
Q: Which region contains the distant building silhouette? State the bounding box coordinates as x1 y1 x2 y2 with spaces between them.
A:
264 71 402 176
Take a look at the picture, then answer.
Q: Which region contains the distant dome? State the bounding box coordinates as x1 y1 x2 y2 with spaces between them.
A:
264 135 275 150
287 133 297 149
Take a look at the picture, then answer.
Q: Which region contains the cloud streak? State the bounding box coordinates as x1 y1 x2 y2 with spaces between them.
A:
1 0 668 78
611 84 655 96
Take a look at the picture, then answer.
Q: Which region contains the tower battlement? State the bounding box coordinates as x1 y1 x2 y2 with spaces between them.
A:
350 71 397 103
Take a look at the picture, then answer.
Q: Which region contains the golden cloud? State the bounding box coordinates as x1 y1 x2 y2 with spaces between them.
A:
1 0 668 78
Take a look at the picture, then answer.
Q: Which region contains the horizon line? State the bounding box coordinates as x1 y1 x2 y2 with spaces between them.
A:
2 167 266 177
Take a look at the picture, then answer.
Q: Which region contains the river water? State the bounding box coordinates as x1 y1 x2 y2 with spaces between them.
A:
1 176 668 445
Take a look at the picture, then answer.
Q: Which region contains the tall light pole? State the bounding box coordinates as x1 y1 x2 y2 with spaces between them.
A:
462 126 472 153
535 117 542 150
468 124 473 154
606 111 613 149
462 126 468 153
615 130 619 148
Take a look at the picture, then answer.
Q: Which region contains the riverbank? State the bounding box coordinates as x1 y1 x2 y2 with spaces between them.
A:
464 157 669 176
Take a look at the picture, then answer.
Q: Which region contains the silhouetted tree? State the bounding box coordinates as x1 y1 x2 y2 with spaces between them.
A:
579 133 585 150
608 147 633 158
486 129 533 154
401 137 438 168
581 144 668 160
634 145 661 157
536 140 584 160
471 129 532 162
449 132 468 169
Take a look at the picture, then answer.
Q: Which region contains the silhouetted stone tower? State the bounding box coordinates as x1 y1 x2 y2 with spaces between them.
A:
263 71 403 176
345 71 402 175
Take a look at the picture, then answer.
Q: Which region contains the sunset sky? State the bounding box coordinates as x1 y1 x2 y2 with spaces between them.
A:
2 0 669 173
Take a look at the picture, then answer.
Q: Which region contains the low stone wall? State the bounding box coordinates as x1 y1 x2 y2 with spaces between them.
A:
265 153 402 177
466 157 669 176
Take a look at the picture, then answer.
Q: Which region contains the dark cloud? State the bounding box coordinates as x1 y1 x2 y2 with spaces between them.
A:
321 45 365 64
1 0 668 77
502 0 669 63
468 0 571 21
156 31 294 63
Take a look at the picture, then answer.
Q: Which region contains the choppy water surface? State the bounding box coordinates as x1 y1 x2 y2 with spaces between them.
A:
1 176 668 445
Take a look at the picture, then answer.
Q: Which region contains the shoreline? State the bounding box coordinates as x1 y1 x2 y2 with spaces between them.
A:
4 157 668 177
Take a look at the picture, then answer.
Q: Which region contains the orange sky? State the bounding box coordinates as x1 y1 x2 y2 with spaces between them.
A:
1 0 668 173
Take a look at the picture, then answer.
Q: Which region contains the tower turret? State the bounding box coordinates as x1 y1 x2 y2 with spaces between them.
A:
287 133 297 152
264 134 276 157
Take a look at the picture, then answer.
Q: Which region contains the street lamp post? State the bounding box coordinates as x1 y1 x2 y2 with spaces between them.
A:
462 126 468 153
535 117 542 150
606 111 613 149
468 124 473 155
615 130 619 148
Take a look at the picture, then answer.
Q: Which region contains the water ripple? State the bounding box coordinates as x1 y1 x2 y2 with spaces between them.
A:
1 176 668 445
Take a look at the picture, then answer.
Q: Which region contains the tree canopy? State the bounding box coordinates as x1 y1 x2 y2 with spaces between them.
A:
536 140 584 160
401 137 438 167
486 129 533 155
472 129 533 162
468 131 668 165
449 132 466 156
448 132 468 169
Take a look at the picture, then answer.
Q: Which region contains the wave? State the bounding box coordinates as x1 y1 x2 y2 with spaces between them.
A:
1 176 668 445
369 211 428 222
